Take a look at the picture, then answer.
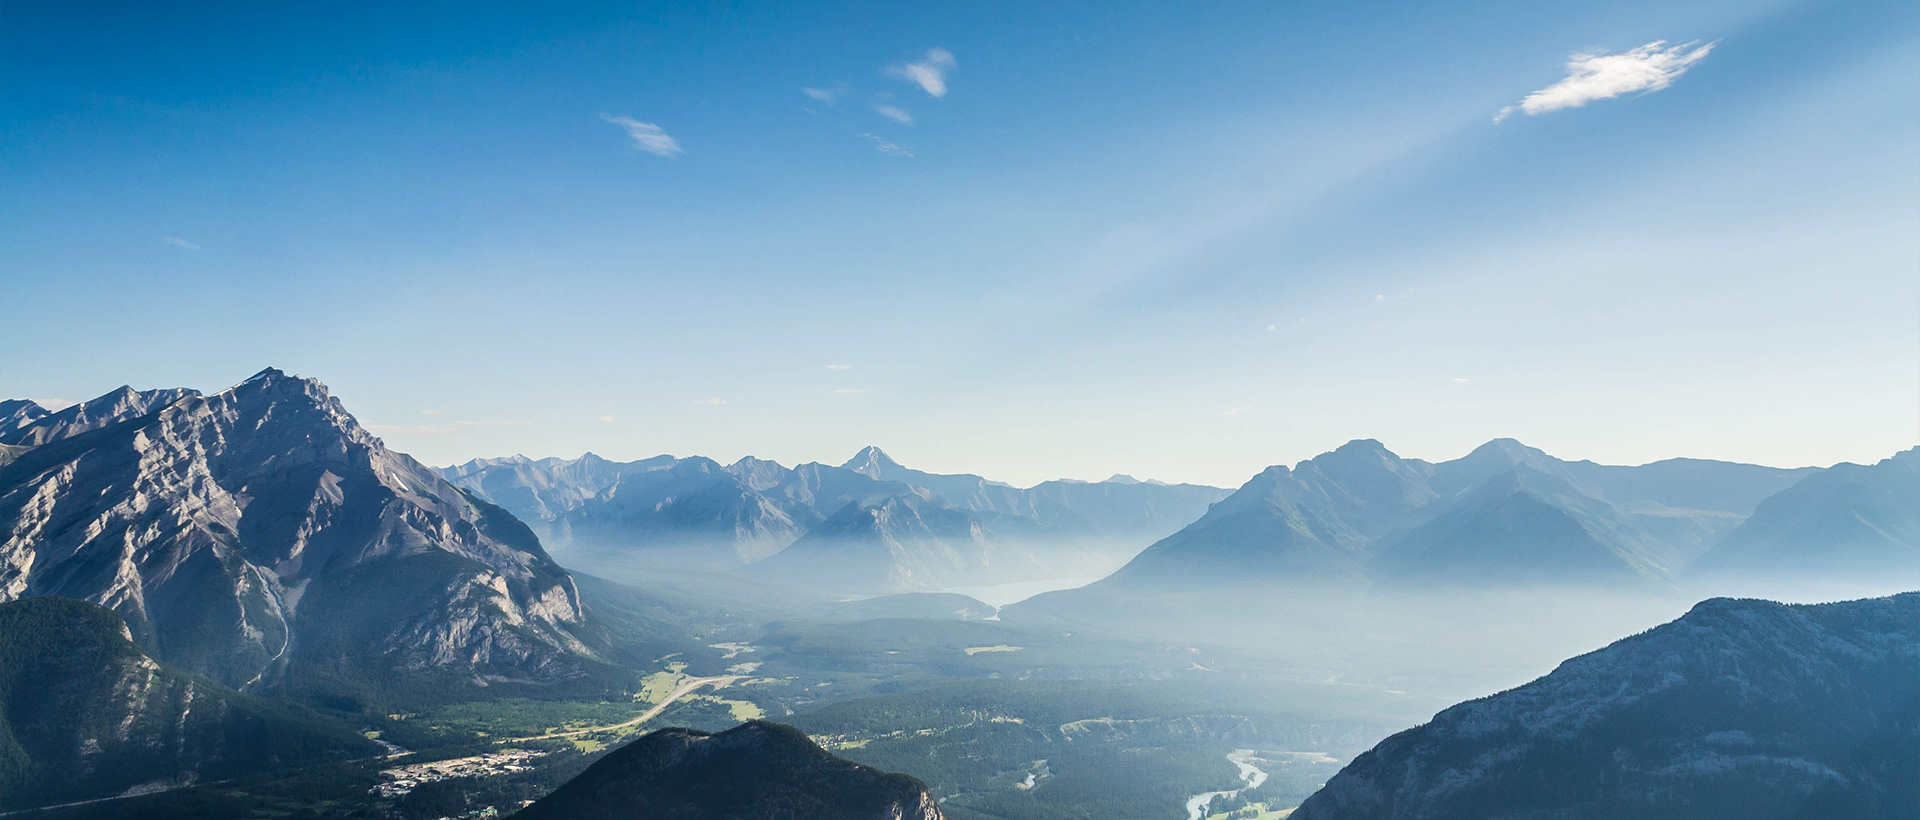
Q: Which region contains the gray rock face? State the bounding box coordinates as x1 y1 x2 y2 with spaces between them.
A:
0 386 198 447
0 369 589 689
514 720 944 820
1289 592 1920 820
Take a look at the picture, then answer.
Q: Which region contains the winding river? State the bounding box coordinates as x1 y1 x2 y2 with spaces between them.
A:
1184 750 1269 820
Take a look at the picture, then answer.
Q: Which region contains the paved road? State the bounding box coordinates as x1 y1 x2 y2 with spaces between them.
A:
507 675 743 742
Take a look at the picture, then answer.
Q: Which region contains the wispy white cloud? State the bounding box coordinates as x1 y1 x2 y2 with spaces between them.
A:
1496 40 1717 123
31 398 75 411
802 84 851 104
419 409 444 415
856 133 913 157
825 364 853 370
161 237 200 250
832 388 865 394
1452 377 1472 383
872 104 913 124
690 397 726 406
1224 406 1252 416
601 114 684 156
454 419 532 427
887 48 956 98
596 414 616 422
367 423 461 435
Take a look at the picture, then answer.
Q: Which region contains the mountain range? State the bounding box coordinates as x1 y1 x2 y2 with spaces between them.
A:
512 720 944 820
1290 591 1919 819
444 445 1230 592
1092 438 1913 592
0 369 606 698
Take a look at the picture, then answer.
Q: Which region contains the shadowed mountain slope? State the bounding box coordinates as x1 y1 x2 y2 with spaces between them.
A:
1290 592 1920 820
0 596 377 811
513 720 943 820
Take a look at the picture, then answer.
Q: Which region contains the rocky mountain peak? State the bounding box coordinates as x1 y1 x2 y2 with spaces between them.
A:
0 368 593 691
841 445 904 478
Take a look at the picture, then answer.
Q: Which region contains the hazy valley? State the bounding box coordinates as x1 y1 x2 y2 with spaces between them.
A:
0 370 1910 819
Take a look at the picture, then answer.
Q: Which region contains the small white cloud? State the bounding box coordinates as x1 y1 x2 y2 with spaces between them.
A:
856 133 913 157
1224 406 1251 416
802 84 850 104
1374 293 1385 301
1496 40 1716 122
454 420 532 427
161 237 200 250
597 414 616 422
1452 377 1472 383
832 389 865 394
366 423 461 435
601 114 684 156
872 104 913 124
825 364 853 370
691 397 726 406
887 48 956 98
31 398 75 411
1266 325 1276 331
419 409 444 415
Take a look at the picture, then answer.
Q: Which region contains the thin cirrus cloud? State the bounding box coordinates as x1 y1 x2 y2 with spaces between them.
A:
887 48 956 97
1496 40 1717 122
872 104 913 124
825 364 852 370
596 414 616 422
160 237 200 250
802 84 851 104
600 114 684 156
690 397 726 406
857 133 913 157
455 419 531 427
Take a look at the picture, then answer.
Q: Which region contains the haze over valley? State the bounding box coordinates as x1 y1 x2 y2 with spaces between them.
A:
0 370 1911 818
4 1 1916 817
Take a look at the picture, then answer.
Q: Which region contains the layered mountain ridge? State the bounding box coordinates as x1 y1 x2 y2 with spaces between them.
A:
445 445 1231 592
1093 437 1893 593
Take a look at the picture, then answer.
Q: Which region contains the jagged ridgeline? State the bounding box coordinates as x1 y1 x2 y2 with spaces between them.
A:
0 369 634 705
1291 592 1920 820
442 444 1232 593
0 596 377 810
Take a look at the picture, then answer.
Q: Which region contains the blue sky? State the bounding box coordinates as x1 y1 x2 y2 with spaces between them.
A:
5 0 1916 486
